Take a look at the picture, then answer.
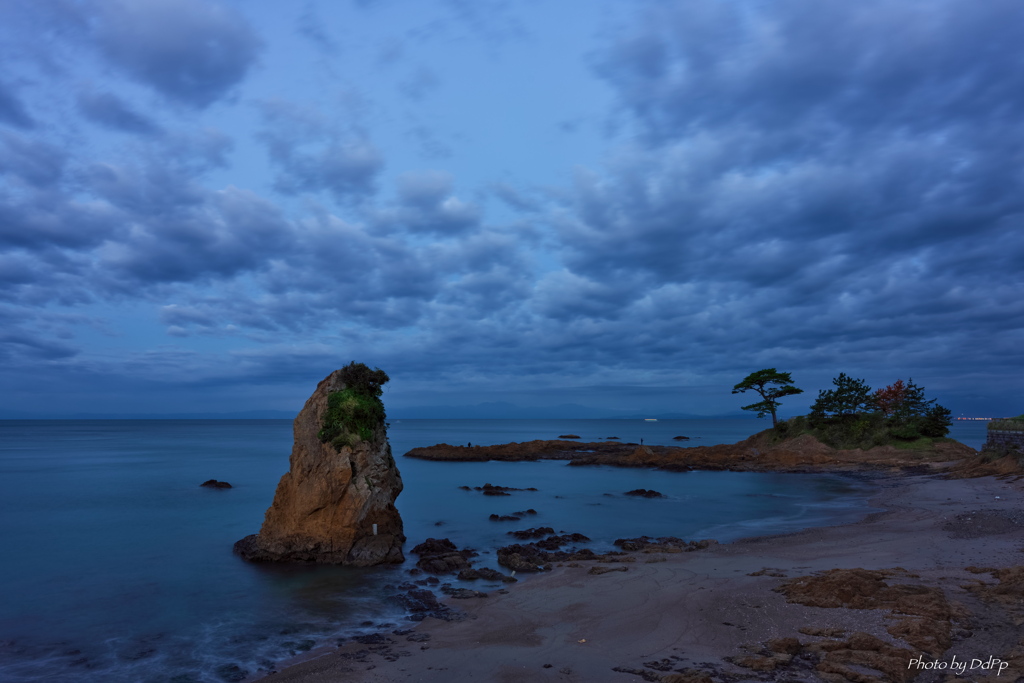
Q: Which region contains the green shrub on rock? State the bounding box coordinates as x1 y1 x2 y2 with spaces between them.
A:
317 362 389 450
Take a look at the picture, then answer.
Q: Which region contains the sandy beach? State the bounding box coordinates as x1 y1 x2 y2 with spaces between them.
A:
257 469 1024 682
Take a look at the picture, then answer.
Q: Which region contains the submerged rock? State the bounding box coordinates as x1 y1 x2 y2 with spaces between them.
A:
474 483 538 495
234 364 405 566
200 479 232 489
507 526 555 540
624 488 665 498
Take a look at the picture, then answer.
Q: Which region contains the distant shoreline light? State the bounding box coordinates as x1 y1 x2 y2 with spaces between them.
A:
955 417 993 420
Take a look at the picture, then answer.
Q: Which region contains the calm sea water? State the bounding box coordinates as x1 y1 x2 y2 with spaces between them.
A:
0 419 984 682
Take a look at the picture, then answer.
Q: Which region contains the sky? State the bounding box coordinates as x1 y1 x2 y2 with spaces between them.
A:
1 0 1022 419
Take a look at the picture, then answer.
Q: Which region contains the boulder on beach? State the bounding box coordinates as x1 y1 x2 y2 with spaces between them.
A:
411 537 477 574
234 363 405 566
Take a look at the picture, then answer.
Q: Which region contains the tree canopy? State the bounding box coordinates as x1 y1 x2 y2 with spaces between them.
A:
732 368 803 427
737 369 954 447
337 361 390 398
800 373 952 446
809 373 874 417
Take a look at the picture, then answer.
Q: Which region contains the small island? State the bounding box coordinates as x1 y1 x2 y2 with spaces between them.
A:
405 371 1014 477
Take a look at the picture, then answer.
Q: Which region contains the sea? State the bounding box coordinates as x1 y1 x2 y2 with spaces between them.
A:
0 419 989 683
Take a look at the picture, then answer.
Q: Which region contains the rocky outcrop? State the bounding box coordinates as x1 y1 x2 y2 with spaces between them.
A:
200 479 232 489
405 432 977 473
777 568 962 657
945 452 1024 478
234 364 404 566
496 531 626 573
458 483 538 494
410 538 476 574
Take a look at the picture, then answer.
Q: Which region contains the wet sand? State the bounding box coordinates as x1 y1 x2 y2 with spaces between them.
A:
257 471 1024 682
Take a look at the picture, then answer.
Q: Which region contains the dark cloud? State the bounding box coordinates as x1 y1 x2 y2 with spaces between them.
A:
562 0 1024 297
0 81 34 129
77 90 161 134
595 0 1024 143
94 0 262 108
83 161 205 216
96 186 294 285
0 132 65 188
449 0 1020 405
257 100 383 201
371 171 480 234
148 211 530 340
0 328 78 363
271 140 383 200
1 134 291 307
0 253 40 287
0 193 120 251
2 0 1022 418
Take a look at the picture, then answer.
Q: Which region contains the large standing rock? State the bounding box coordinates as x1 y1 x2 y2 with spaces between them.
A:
234 364 405 565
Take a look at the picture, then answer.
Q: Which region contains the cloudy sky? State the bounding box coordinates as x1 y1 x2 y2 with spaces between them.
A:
2 0 1022 419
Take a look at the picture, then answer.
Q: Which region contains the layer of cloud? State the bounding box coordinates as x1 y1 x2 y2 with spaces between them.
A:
542 0 1024 385
2 0 1024 417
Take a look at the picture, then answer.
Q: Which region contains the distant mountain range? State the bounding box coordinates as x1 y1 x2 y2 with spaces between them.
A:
0 410 298 420
389 402 747 420
2 403 750 420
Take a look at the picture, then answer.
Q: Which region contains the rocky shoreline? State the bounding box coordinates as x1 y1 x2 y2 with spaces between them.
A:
244 433 1024 682
253 467 1024 683
403 432 981 474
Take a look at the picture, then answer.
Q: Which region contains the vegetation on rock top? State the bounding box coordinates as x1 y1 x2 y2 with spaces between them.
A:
759 372 953 450
318 362 389 451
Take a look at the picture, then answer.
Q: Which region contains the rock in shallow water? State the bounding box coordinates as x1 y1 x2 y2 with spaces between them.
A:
410 538 477 574
233 364 405 566
624 488 665 498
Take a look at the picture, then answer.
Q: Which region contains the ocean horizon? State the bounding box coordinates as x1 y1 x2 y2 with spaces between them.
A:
0 418 988 682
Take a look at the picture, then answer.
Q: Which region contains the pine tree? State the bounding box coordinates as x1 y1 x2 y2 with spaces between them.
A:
732 369 803 427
